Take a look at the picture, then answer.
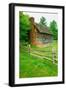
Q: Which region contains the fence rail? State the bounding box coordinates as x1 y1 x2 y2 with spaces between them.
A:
28 47 58 65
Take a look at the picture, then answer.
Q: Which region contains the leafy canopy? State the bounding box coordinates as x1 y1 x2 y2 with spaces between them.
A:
19 12 31 42
49 20 58 40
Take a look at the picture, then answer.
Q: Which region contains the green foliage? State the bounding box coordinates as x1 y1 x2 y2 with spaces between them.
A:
19 12 31 42
49 20 58 40
39 16 47 26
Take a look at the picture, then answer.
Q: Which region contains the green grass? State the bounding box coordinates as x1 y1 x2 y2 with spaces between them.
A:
19 40 58 78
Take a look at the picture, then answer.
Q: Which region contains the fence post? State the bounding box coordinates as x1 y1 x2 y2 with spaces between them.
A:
28 44 31 56
52 49 55 64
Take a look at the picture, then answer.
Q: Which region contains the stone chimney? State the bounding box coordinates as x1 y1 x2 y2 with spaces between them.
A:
29 17 34 24
29 17 36 46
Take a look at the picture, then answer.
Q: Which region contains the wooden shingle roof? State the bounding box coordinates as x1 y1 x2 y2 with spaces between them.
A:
34 23 52 35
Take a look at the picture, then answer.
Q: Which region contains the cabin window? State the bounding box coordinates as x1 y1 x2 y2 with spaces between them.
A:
36 37 49 43
42 38 49 43
36 37 42 42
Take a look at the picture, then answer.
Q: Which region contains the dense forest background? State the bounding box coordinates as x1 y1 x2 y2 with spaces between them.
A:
19 12 58 43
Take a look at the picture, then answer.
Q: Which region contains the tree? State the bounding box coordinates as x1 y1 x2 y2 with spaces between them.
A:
49 20 58 40
39 16 47 26
19 12 31 43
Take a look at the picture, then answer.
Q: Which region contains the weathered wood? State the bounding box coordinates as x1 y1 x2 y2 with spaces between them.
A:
52 49 56 64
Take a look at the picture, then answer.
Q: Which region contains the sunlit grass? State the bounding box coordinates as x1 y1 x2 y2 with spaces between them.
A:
19 40 58 78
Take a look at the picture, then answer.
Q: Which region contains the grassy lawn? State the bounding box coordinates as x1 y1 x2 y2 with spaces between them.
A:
19 40 58 78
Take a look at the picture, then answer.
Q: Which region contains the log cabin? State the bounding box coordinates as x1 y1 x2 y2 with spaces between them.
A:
29 17 53 46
